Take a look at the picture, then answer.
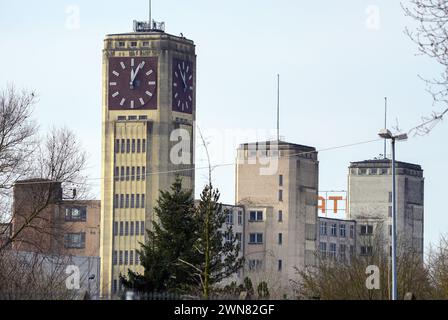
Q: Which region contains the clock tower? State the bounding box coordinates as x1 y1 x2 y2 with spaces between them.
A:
100 20 196 297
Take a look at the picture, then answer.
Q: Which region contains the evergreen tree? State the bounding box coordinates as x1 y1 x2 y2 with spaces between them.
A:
120 176 197 294
180 183 243 298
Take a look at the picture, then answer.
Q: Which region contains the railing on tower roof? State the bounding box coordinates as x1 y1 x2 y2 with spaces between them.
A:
133 20 165 33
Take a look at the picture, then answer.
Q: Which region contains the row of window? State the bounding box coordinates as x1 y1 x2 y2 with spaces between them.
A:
64 233 86 249
319 242 355 259
114 139 146 154
116 41 151 49
248 259 283 271
117 115 148 121
113 194 146 209
225 210 244 226
248 210 284 223
112 249 140 266
320 222 355 238
114 166 146 181
113 221 145 237
248 232 283 245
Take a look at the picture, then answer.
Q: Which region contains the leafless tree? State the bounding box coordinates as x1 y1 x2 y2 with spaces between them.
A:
291 230 431 300
403 0 448 136
426 235 448 299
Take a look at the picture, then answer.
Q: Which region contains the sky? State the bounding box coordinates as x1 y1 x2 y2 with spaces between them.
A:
0 0 446 249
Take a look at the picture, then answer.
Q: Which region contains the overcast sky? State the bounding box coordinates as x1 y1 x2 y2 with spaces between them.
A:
0 0 446 249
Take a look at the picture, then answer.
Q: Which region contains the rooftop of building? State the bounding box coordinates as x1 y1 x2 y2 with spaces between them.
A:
318 216 356 223
238 140 316 152
349 159 422 171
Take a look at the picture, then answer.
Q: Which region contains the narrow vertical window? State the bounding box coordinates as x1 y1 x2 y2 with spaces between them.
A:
120 195 124 209
132 139 136 153
142 167 146 181
136 167 141 181
131 194 135 208
141 194 145 208
125 194 130 208
126 139 131 153
121 139 125 153
120 167 125 181
136 194 140 208
115 139 120 153
126 167 130 181
114 167 119 181
137 139 141 153
141 221 145 235
142 139 146 153
130 221 134 236
125 222 129 236
278 190 283 201
279 174 283 187
131 167 135 181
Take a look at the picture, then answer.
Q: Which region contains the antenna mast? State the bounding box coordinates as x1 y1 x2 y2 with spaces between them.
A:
277 74 280 142
149 0 152 26
384 97 387 159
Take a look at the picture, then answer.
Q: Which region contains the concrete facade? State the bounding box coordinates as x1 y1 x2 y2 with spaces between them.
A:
348 159 424 258
100 28 196 297
318 217 356 260
11 179 100 257
235 141 319 294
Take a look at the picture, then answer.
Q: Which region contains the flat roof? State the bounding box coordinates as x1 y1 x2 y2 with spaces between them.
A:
349 159 422 171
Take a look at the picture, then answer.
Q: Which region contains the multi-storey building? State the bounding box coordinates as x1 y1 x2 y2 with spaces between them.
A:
317 217 356 260
347 159 424 259
236 141 319 295
11 179 100 257
100 21 196 297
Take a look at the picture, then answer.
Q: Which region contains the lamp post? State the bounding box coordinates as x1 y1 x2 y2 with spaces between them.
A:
378 129 408 300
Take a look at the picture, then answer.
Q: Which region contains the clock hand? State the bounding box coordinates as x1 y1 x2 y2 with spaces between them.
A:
131 63 142 82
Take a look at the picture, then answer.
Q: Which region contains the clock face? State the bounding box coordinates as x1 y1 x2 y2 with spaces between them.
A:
108 57 158 110
172 58 194 114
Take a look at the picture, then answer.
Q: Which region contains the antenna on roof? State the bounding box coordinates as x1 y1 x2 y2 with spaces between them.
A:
277 74 280 142
384 97 387 159
149 0 152 26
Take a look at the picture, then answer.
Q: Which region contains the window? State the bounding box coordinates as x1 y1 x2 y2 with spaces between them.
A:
249 210 263 222
119 194 124 208
350 225 354 238
389 192 393 203
278 259 282 271
132 139 136 153
64 233 86 249
114 166 119 181
136 167 141 181
371 168 377 175
278 233 283 245
121 139 125 153
248 259 262 271
141 221 145 235
131 167 135 181
142 167 146 180
360 225 374 235
114 194 119 208
120 167 125 181
124 251 129 264
236 232 242 242
65 206 87 221
226 211 233 225
279 174 283 187
125 194 130 208
113 222 118 236
320 221 327 236
360 168 367 175
126 139 131 153
339 244 346 260
117 116 126 121
131 194 135 208
249 233 263 244
135 221 140 235
329 243 337 258
339 224 346 238
119 251 123 265
237 211 243 225
137 139 141 153
331 223 337 237
278 190 283 201
142 139 146 153
130 250 134 265
119 222 124 236
115 139 120 153
136 194 140 208
117 41 125 48
388 206 392 217
319 242 327 254
350 245 355 256
141 194 145 208
130 41 137 48
139 116 148 120
380 168 387 175
128 115 137 120
113 251 118 265
142 41 150 47
126 167 130 181
125 222 129 236
278 210 283 222
130 221 134 236
361 246 373 256
389 224 392 236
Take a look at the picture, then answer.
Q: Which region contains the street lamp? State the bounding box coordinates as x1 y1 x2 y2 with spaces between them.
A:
378 129 408 301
